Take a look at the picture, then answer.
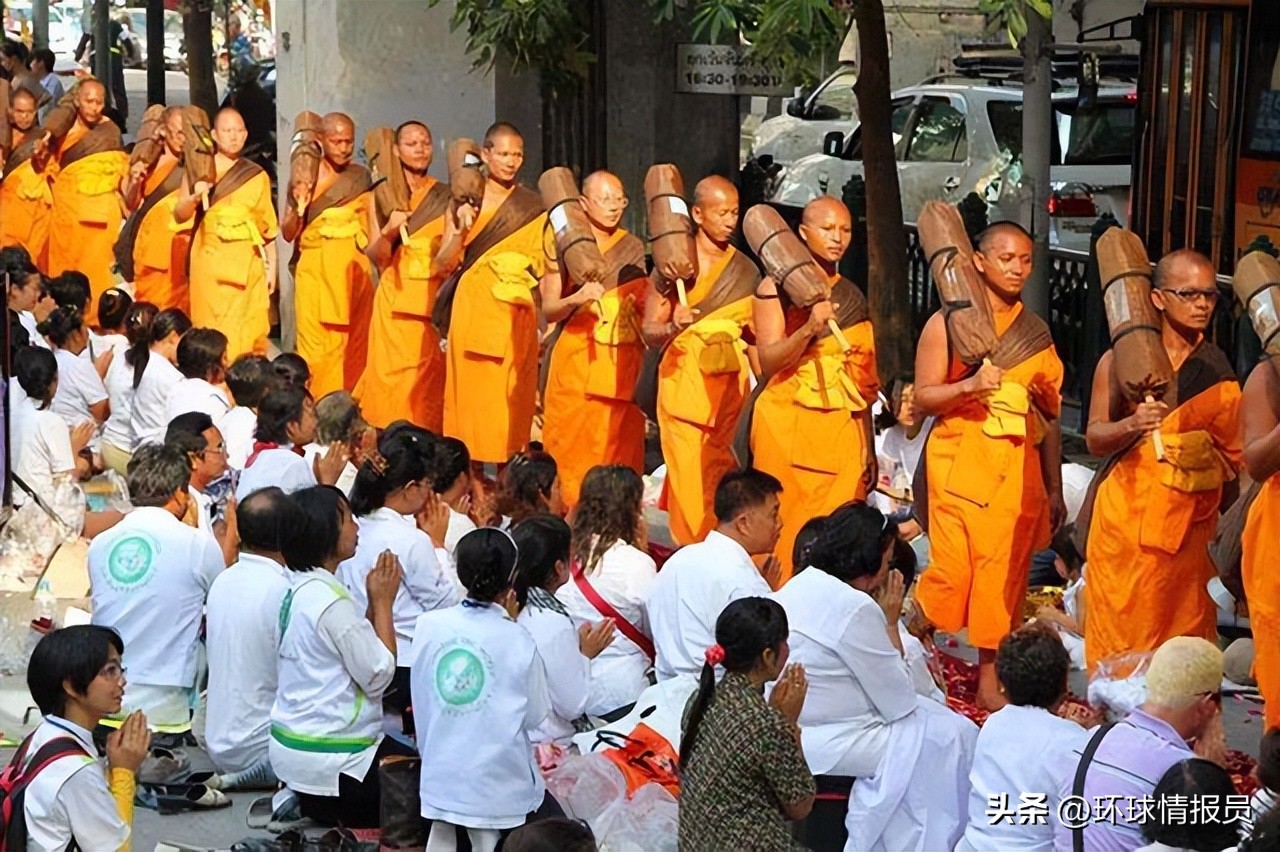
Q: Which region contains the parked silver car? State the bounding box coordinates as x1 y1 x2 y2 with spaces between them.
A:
767 80 1135 252
751 63 858 169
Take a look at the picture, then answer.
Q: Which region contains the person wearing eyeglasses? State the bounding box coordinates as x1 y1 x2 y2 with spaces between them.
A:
165 410 238 565
20 626 151 852
1080 248 1242 669
539 170 648 510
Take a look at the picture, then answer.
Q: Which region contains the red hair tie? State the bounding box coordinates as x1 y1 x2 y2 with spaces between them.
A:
704 644 725 666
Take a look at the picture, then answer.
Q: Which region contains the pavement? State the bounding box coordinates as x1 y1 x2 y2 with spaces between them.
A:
120 67 206 134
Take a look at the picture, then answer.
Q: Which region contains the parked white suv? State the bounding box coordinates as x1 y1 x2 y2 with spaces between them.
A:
751 63 858 169
767 80 1135 252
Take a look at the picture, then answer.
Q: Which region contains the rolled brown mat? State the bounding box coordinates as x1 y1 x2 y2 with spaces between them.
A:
363 126 410 220
447 138 484 209
917 200 998 365
0 79 10 160
1233 250 1280 356
181 106 216 188
742 204 829 308
1096 229 1173 401
644 164 696 285
289 110 324 198
129 104 168 170
538 166 606 286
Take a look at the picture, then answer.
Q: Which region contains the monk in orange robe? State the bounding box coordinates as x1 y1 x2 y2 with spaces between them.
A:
1081 248 1242 669
283 112 374 398
175 108 279 361
743 197 878 585
114 106 194 312
913 222 1065 709
438 122 545 464
354 120 453 431
642 176 761 545
541 170 649 507
0 88 51 266
40 79 127 324
1242 351 1280 728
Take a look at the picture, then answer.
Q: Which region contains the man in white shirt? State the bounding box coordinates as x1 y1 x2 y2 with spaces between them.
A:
165 411 237 565
222 353 275 470
165 327 231 425
29 47 64 121
205 487 300 788
236 384 348 500
647 468 784 681
88 443 225 732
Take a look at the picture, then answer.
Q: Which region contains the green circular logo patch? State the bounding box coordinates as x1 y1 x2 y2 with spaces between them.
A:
434 645 489 711
106 535 157 591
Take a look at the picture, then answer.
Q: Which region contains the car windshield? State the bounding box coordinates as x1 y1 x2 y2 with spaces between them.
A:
987 99 1134 166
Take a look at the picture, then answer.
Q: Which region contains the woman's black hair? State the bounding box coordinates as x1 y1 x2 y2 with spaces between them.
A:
807 502 895 584
47 271 90 313
27 625 124 716
679 596 789 769
1 245 38 289
512 513 571 607
273 352 311 388
995 623 1070 709
1240 803 1280 852
455 527 519 603
889 537 918 589
96 288 132 331
283 485 350 572
494 450 558 525
1051 523 1084 576
35 306 84 348
121 300 158 377
503 817 597 852
175 327 229 381
226 354 276 408
571 465 643 575
129 307 191 390
792 514 827 573
349 430 431 517
873 374 914 433
256 384 309 443
15 345 57 404
429 436 470 493
1142 758 1242 851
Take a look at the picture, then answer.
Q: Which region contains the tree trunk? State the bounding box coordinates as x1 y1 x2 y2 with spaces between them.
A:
852 0 911 384
1020 8 1053 319
146 0 166 107
185 0 218 118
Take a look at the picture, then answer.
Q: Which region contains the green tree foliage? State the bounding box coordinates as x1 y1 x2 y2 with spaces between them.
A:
977 0 1053 48
430 0 847 93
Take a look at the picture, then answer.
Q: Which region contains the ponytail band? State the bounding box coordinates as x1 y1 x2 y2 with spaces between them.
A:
704 644 725 667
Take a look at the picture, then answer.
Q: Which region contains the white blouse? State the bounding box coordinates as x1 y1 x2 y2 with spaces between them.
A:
556 538 656 717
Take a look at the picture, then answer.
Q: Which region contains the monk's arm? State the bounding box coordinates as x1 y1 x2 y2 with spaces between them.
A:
1084 351 1145 456
913 313 981 416
265 242 278 295
280 195 305 243
754 278 818 379
540 266 582 323
364 204 392 269
173 175 200 224
642 275 677 349
1242 359 1280 482
431 208 468 277
1040 416 1065 529
121 162 148 212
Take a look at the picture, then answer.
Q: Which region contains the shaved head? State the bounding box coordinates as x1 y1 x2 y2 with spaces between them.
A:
212 107 247 156
1154 248 1215 290
395 120 433 173
74 79 106 125
481 122 524 184
9 87 36 131
10 88 36 108
214 107 245 130
582 170 623 198
581 170 627 230
483 121 522 149
974 220 1034 300
1152 248 1218 332
395 120 430 144
693 175 738 210
977 221 1032 254
321 112 355 167
322 112 354 135
77 79 106 99
799 197 852 265
801 195 849 228
692 175 740 246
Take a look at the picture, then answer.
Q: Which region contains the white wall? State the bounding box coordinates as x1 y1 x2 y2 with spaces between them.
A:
272 0 497 344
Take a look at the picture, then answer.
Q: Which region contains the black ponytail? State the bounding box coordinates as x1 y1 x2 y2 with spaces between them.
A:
455 528 518 603
36 306 83 348
129 307 190 390
348 430 431 517
511 513 571 606
678 597 789 769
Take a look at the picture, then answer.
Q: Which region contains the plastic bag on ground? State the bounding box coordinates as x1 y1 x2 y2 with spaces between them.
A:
1087 650 1154 722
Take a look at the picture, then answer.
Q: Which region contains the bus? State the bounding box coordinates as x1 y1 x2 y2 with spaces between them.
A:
1130 0 1280 274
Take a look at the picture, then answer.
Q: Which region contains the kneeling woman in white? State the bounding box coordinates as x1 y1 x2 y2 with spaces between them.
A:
555 465 656 719
236 385 348 500
270 485 414 829
772 502 978 852
338 427 459 723
412 528 553 852
511 513 615 746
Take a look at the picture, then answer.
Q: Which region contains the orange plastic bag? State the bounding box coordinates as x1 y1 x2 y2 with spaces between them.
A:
596 723 680 799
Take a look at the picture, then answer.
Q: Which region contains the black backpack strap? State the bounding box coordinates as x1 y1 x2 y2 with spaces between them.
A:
1072 722 1116 852
3 736 92 852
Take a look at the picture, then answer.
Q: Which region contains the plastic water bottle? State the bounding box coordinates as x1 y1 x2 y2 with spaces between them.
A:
34 580 57 630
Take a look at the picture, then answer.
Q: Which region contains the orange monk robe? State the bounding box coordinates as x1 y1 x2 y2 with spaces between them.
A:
292 165 375 398
0 134 53 267
748 277 878 586
914 304 1063 651
1244 469 1280 728
442 186 546 464
128 159 192 312
541 228 649 507
45 122 128 324
1084 346 1242 668
188 161 278 361
354 179 452 431
656 248 762 545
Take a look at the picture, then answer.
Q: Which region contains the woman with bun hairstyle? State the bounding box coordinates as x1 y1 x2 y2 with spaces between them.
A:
38 306 109 432
87 287 133 366
100 301 159 474
337 427 458 727
128 307 192 449
493 450 563 528
678 596 814 851
411 528 554 852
